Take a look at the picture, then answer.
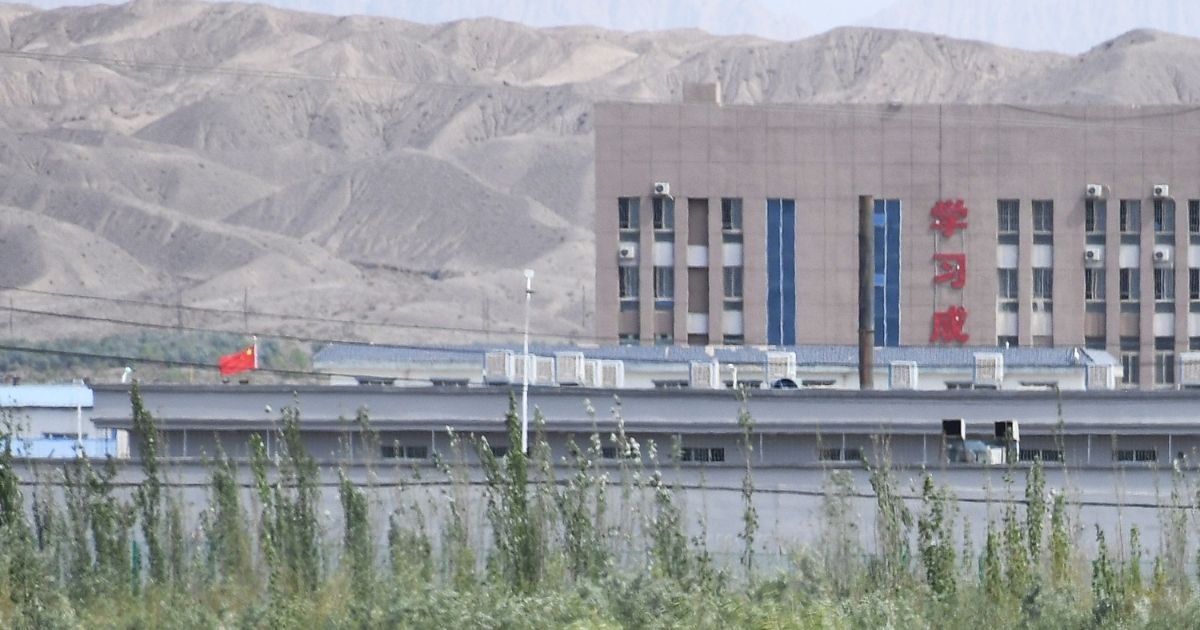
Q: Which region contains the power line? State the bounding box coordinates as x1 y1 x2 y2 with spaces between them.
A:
0 284 609 343
0 341 432 384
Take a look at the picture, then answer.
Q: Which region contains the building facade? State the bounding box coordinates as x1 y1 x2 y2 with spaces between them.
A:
594 91 1200 389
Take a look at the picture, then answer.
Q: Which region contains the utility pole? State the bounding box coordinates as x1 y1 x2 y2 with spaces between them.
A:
521 269 534 454
858 195 875 390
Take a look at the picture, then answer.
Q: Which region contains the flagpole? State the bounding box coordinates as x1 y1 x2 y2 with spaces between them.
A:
253 336 258 370
521 269 534 455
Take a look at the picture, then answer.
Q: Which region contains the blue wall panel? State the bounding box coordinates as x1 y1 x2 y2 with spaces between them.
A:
873 199 902 347
766 199 796 346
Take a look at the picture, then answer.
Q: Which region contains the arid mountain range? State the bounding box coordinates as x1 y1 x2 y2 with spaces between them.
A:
3 0 1200 347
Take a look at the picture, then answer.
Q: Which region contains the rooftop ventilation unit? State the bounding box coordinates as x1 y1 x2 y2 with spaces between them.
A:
653 181 671 197
535 356 555 386
1085 184 1105 199
600 360 625 389
1179 352 1200 386
765 351 797 384
973 352 1005 389
888 361 919 390
1084 245 1104 265
554 352 585 386
484 350 515 385
513 354 537 385
583 359 602 388
1086 364 1116 390
1154 184 1170 198
689 360 721 389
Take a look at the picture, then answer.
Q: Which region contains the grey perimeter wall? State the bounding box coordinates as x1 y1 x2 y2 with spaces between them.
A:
8 460 1189 567
595 103 1200 388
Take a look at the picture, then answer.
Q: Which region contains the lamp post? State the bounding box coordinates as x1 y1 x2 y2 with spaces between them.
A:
521 269 534 454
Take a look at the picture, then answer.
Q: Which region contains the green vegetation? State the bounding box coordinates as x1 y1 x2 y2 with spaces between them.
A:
2 390 1200 628
0 331 312 382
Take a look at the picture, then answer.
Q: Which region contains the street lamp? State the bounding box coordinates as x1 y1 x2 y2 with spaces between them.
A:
521 268 534 454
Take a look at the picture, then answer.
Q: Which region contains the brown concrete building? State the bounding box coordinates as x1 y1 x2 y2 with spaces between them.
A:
594 89 1200 389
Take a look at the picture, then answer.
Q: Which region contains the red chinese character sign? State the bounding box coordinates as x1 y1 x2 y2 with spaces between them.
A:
930 199 968 238
929 200 969 345
932 253 966 289
930 305 970 344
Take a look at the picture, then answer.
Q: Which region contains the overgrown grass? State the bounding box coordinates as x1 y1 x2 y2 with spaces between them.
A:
2 388 1200 628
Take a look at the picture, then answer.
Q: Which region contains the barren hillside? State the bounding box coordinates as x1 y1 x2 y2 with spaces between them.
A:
1 0 1199 347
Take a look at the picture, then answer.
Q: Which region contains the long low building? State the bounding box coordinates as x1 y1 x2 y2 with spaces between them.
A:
92 383 1200 468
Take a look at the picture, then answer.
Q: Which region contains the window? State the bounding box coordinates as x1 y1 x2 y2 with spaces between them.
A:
1190 200 1200 234
997 269 1018 299
653 266 673 308
1122 353 1140 385
1119 268 1139 301
381 444 428 459
997 336 1018 347
723 335 744 346
618 333 638 345
1120 200 1141 233
1154 199 1175 233
1116 449 1157 463
680 447 725 463
618 266 639 301
1192 268 1200 300
1156 351 1175 385
1032 200 1053 233
491 446 510 458
1033 268 1053 299
618 197 639 231
721 198 742 232
1084 336 1105 349
652 379 689 389
654 333 673 346
997 199 1019 233
724 266 743 300
819 447 863 462
652 197 673 231
599 446 638 460
1085 268 1105 302
1018 449 1064 463
1085 199 1106 234
1155 267 1175 301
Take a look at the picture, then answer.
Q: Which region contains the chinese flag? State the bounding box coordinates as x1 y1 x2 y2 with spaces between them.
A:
218 343 257 376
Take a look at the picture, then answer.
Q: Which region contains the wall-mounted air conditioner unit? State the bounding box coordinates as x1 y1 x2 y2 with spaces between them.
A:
618 244 638 261
1154 184 1170 198
942 418 966 440
888 361 918 390
484 350 516 385
554 352 586 386
1086 364 1116 390
1154 245 1172 264
1179 352 1200 386
1085 184 1105 199
994 420 1020 443
765 351 797 384
973 352 1004 388
652 181 671 197
600 360 625 389
689 360 720 389
1084 245 1104 265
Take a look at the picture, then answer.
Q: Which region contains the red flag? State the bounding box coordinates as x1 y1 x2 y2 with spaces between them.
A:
219 343 257 376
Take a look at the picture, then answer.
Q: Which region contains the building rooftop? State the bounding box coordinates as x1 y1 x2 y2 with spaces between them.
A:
313 342 1111 370
0 384 94 409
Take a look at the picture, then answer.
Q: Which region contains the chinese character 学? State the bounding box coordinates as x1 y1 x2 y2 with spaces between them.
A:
932 253 967 289
930 200 968 238
930 305 970 344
